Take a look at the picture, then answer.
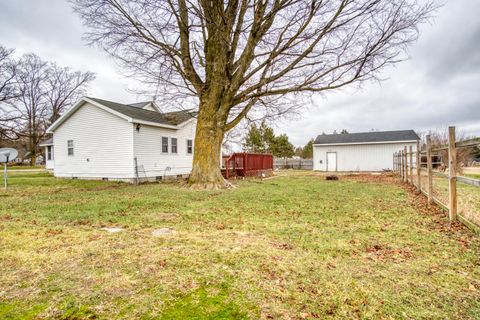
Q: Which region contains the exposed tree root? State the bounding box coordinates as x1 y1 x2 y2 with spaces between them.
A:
187 177 235 190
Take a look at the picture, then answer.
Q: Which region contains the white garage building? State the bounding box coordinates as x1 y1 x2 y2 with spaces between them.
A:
313 130 419 172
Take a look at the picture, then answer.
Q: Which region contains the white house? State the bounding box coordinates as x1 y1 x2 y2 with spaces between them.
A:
46 97 197 182
313 130 419 172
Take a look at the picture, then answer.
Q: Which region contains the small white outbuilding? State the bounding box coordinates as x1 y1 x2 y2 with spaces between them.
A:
46 97 197 182
313 130 419 172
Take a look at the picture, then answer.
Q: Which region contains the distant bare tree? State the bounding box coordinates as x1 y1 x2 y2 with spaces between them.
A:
72 0 435 188
0 46 17 103
5 53 94 165
0 46 19 142
429 129 474 173
7 54 50 165
46 65 95 124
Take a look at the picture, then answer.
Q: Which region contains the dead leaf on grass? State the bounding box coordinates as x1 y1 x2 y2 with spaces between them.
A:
215 222 226 230
271 242 294 250
365 243 414 262
45 229 63 236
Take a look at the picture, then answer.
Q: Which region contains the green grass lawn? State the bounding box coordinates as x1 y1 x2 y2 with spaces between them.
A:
6 165 45 170
0 172 479 319
464 173 480 180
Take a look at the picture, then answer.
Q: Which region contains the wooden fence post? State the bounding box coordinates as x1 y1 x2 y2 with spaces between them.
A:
426 134 433 205
393 152 396 173
400 152 402 176
398 152 401 175
416 141 421 192
409 145 413 185
396 152 399 175
400 151 403 180
395 152 400 175
404 146 408 183
448 126 457 222
398 152 400 175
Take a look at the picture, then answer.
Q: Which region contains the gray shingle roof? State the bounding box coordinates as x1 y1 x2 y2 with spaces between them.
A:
88 97 197 126
314 130 419 145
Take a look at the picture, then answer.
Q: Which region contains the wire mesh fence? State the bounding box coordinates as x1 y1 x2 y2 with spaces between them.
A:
457 179 480 227
273 158 313 170
393 127 480 234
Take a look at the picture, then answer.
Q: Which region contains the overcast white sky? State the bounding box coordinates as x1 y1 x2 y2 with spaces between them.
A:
1 0 479 146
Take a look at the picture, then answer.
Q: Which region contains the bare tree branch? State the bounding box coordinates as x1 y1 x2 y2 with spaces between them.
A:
1 52 95 164
71 0 436 186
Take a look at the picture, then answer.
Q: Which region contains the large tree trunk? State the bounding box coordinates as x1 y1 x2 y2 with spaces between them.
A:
30 154 36 167
188 15 231 189
29 135 37 166
188 105 228 189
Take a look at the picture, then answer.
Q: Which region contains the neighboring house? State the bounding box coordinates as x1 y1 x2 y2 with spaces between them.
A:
21 152 45 166
39 137 54 170
46 97 197 182
313 130 419 172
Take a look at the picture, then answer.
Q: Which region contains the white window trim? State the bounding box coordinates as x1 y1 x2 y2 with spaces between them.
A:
67 140 74 156
171 137 178 154
186 139 193 155
161 136 169 154
47 146 53 160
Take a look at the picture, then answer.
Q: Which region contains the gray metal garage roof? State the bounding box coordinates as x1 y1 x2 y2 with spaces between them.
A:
314 130 419 145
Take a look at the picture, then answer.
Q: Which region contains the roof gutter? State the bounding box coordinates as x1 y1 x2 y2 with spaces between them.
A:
129 119 179 130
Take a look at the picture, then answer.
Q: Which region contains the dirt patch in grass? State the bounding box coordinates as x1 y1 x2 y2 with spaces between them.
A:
343 172 398 184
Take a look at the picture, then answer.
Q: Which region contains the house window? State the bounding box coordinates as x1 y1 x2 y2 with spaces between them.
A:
47 146 53 160
162 137 169 153
171 138 178 154
187 139 193 154
67 140 74 156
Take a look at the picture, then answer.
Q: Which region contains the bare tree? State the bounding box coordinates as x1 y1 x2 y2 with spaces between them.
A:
429 129 474 173
7 54 50 165
72 0 435 188
5 53 95 165
46 65 95 124
0 46 18 103
0 45 19 142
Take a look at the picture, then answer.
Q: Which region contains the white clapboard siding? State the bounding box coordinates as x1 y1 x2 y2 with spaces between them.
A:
313 142 417 171
133 120 196 177
53 102 134 179
44 146 54 170
45 159 54 170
